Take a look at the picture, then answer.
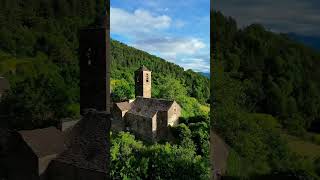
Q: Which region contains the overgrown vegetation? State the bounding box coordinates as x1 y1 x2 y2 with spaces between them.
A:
110 115 210 179
0 0 101 128
212 11 320 179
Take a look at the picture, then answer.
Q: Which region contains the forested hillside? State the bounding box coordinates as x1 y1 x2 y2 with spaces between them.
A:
212 11 320 179
111 40 209 104
0 0 107 129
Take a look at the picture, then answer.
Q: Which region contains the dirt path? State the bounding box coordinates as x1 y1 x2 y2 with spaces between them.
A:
210 129 230 179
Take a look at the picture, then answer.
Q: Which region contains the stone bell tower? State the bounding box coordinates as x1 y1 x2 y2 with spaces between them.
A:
135 66 151 98
79 2 110 114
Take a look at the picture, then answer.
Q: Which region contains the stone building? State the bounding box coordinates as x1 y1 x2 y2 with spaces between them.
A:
135 66 151 98
112 66 181 141
0 127 65 180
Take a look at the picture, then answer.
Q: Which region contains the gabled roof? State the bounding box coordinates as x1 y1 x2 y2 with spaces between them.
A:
18 127 65 158
127 97 175 118
115 101 132 111
136 65 151 72
0 77 10 94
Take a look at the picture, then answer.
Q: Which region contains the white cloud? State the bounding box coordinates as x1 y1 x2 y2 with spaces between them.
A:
132 37 206 60
177 58 210 72
110 6 210 73
111 7 171 36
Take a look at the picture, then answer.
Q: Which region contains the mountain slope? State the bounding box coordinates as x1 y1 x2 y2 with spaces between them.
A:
212 11 320 178
110 39 210 103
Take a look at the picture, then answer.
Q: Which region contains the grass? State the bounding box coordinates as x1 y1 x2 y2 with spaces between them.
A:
283 133 320 159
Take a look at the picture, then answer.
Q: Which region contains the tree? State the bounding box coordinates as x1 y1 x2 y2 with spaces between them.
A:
111 79 134 102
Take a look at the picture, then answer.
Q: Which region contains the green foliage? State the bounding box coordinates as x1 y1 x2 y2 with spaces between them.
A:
0 54 74 129
212 11 320 133
0 0 106 128
111 131 210 180
211 12 320 179
156 76 187 100
111 79 134 102
212 11 320 178
110 40 209 104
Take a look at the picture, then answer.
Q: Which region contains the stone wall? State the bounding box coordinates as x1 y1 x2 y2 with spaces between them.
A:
134 70 151 98
142 71 151 98
167 102 181 126
125 113 153 141
156 111 168 140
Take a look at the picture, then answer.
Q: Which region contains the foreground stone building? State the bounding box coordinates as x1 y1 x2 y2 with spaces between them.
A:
0 6 111 180
112 66 181 141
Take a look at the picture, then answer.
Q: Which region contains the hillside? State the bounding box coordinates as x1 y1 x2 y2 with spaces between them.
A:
110 40 210 104
212 11 320 178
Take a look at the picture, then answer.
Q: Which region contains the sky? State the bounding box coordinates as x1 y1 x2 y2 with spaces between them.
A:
110 0 210 73
214 0 320 37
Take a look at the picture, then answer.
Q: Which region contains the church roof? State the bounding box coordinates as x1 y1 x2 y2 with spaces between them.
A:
18 127 65 158
127 97 175 118
115 101 132 111
54 109 110 173
136 65 150 72
0 77 10 95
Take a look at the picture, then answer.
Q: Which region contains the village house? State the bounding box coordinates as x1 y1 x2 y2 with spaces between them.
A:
112 66 181 141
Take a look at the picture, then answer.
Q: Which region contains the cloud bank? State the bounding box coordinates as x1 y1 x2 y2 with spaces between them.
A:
214 0 320 36
111 3 210 73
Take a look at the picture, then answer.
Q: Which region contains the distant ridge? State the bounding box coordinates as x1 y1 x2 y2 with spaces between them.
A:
287 33 320 51
199 72 210 78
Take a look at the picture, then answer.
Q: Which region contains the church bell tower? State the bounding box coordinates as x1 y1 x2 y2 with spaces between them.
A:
135 66 151 98
79 2 110 114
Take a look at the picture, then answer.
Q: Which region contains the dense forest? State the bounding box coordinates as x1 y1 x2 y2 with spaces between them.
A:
212 11 320 179
0 0 107 129
0 0 210 179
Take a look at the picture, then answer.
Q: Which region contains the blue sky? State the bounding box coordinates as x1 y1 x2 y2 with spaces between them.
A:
111 0 210 73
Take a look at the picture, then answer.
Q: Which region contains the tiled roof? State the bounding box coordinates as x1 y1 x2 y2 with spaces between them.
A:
127 97 174 118
136 65 150 72
19 127 65 158
115 102 132 111
55 109 110 172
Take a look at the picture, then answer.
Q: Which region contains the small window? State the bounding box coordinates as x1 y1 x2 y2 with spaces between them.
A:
86 48 92 65
146 73 149 82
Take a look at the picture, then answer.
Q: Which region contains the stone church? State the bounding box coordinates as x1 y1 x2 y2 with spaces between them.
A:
112 66 181 141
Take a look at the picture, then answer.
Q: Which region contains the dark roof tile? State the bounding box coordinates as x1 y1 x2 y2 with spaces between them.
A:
127 97 174 118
